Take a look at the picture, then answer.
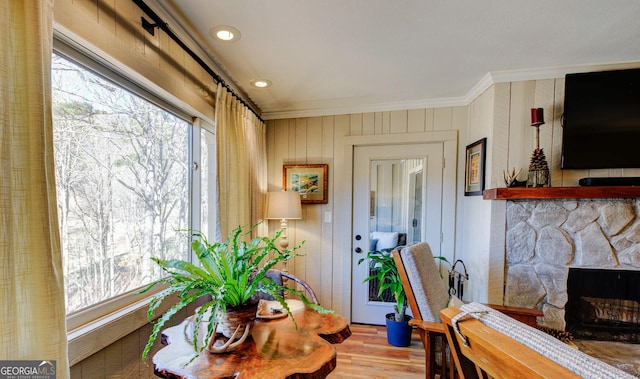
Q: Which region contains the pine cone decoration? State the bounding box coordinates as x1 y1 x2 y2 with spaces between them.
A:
536 325 574 344
529 148 549 171
527 148 550 187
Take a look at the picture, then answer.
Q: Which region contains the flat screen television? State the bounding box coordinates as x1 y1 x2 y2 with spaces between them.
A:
561 68 640 169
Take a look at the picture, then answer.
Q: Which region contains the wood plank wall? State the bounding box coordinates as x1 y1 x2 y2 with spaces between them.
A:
503 79 640 187
267 79 640 311
266 107 468 310
69 302 202 379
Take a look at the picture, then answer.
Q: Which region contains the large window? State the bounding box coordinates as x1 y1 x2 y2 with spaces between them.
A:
51 53 194 315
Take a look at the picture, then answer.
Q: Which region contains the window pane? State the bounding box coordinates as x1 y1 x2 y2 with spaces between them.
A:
52 54 190 314
200 128 219 241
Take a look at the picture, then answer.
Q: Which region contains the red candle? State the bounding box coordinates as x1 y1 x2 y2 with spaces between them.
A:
531 108 544 125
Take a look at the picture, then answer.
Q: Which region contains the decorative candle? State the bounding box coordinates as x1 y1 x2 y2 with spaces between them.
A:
531 108 544 125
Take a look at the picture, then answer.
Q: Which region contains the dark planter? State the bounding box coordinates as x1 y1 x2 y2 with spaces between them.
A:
385 313 413 347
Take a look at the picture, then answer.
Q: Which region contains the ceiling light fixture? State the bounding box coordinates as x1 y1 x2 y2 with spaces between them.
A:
210 25 241 42
251 79 272 88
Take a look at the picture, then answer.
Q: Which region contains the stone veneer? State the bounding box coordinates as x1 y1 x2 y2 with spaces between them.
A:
503 199 640 330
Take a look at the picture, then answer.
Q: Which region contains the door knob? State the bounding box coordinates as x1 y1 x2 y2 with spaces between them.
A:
354 247 363 253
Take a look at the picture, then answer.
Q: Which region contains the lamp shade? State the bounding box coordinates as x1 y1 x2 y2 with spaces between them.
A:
265 191 302 220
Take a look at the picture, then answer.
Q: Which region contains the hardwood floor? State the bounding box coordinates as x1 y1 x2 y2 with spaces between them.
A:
328 324 640 379
328 324 426 379
573 339 640 377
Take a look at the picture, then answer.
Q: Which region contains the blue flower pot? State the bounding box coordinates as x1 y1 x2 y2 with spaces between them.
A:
385 313 413 347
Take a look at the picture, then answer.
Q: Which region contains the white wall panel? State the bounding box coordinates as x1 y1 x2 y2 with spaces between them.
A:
407 108 426 133
390 110 408 133
362 112 375 135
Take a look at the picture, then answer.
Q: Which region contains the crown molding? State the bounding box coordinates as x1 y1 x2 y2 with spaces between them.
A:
489 61 640 84
263 60 640 120
261 96 469 120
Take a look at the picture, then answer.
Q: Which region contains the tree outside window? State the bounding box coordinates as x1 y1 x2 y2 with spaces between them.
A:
52 54 190 314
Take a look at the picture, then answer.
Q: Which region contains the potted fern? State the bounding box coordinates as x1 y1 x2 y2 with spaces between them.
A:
359 246 448 347
140 223 332 360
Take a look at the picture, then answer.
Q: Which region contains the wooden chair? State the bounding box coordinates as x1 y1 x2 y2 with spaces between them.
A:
259 269 319 304
392 243 455 378
281 271 319 304
440 304 634 379
392 243 542 379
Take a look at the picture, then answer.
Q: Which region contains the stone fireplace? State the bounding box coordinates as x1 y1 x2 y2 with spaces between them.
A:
502 198 640 334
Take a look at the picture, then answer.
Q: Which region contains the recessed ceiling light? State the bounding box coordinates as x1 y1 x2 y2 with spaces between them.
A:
251 79 272 88
210 25 241 42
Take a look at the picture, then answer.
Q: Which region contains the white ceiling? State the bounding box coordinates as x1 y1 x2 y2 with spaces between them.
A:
159 1 640 120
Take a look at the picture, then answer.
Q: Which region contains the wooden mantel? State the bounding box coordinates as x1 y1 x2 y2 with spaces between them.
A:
483 186 640 200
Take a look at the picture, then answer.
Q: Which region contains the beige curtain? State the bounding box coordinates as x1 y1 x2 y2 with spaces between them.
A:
215 83 268 238
1 0 69 376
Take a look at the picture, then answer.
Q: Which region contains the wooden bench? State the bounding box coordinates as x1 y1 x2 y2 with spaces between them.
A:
440 303 635 379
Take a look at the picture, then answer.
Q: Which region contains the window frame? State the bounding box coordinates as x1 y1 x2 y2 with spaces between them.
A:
52 37 213 336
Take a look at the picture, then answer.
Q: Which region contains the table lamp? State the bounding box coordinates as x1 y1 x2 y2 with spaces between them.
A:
265 191 302 274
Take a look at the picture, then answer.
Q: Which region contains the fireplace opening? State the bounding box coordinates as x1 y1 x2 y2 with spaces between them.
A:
566 268 640 343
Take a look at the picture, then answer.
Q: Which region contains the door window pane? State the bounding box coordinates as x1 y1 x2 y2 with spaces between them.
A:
368 159 423 302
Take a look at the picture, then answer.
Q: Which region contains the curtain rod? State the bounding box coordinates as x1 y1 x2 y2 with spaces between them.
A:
131 0 264 123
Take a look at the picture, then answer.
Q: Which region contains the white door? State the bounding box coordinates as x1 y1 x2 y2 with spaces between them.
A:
351 143 443 325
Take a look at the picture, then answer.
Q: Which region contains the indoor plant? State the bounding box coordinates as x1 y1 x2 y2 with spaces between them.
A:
140 223 332 360
359 246 448 346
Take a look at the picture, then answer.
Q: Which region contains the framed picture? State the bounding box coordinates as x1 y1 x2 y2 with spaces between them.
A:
464 138 487 196
283 164 328 204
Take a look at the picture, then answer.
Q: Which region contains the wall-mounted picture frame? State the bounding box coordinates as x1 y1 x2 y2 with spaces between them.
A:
283 164 328 204
464 138 487 196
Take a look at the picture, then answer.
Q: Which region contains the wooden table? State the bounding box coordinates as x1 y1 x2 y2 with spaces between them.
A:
153 300 351 379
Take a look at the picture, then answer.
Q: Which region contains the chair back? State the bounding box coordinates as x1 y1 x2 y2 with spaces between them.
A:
393 242 449 322
257 269 319 304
